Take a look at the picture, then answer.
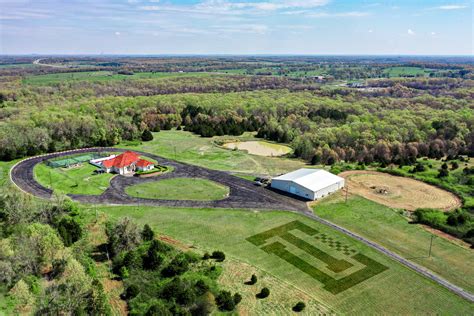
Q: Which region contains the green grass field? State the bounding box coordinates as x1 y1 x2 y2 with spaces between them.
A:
96 205 473 314
22 71 213 85
314 194 474 293
125 177 229 201
120 130 305 176
383 66 433 77
34 163 113 195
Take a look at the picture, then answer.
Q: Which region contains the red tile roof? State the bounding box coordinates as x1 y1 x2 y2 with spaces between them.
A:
136 159 154 167
102 151 140 169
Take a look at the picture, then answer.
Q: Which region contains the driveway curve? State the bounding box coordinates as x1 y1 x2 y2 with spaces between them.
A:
10 147 308 212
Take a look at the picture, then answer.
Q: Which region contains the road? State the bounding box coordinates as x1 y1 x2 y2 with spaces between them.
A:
9 147 474 304
302 211 474 303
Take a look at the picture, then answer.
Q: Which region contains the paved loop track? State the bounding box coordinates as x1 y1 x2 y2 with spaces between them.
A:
10 148 474 304
10 147 308 212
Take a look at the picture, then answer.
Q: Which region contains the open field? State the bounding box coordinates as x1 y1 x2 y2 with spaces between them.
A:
314 194 474 294
22 71 213 85
222 140 292 157
34 162 113 195
120 130 305 176
97 205 473 314
125 177 229 201
340 170 461 211
382 66 433 77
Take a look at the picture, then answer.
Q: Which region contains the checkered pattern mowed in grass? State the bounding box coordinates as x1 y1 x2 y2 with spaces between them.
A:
247 220 388 295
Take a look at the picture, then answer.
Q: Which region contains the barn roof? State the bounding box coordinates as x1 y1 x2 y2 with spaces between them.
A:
272 168 344 192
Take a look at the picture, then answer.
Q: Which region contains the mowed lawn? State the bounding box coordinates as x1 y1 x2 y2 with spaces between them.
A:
314 194 474 293
97 205 473 314
120 130 305 176
125 178 229 201
34 163 114 195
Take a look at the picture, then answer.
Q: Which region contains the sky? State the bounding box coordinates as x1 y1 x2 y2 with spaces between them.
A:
0 0 472 55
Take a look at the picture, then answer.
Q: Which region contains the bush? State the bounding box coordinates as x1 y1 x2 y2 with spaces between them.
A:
142 129 154 141
142 224 155 241
292 301 306 312
216 291 238 311
202 252 210 260
56 216 82 246
161 254 189 277
122 284 139 300
210 251 225 262
256 287 270 299
246 274 257 285
233 293 242 305
437 168 449 178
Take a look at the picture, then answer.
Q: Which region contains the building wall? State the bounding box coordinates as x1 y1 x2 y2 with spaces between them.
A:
271 178 345 201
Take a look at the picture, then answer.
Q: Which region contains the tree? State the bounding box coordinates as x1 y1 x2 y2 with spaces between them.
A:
246 274 257 285
142 224 155 241
143 241 164 270
292 301 306 312
57 216 82 246
9 279 35 311
142 129 154 141
106 217 141 257
210 251 225 262
437 168 449 178
233 293 242 305
451 161 459 170
122 284 139 300
256 287 270 299
216 291 237 311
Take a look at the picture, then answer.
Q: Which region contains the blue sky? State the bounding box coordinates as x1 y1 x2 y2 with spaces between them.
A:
0 0 472 55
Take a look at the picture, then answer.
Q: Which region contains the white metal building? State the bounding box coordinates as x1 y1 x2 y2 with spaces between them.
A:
271 168 345 200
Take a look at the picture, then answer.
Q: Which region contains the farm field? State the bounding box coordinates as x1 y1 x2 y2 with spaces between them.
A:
314 194 474 294
34 162 113 195
382 66 433 77
22 70 213 85
340 170 461 211
120 130 305 176
97 205 473 314
125 177 229 201
222 140 292 157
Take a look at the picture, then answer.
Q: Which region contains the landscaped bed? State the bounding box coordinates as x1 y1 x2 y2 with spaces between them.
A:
125 177 230 201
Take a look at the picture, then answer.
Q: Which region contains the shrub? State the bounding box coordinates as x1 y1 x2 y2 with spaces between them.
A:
122 284 139 300
202 252 210 260
233 293 242 305
292 301 306 312
142 224 155 241
161 254 189 277
142 129 154 141
216 291 237 311
57 216 82 246
211 251 225 262
256 287 270 299
246 274 257 285
437 168 449 178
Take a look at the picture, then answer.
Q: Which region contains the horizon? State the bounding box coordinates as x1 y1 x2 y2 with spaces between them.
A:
1 0 472 55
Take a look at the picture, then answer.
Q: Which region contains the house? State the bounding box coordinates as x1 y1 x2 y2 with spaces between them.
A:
271 168 344 200
99 151 154 175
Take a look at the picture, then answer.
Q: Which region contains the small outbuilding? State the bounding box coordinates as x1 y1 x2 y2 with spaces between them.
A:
271 168 344 200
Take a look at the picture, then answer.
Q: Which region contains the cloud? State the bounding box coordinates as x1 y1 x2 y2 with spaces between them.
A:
435 4 468 10
431 31 436 36
115 31 121 36
308 11 370 18
368 29 373 33
407 29 415 35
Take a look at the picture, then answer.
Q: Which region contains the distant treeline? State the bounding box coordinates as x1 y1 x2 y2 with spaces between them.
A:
0 77 472 163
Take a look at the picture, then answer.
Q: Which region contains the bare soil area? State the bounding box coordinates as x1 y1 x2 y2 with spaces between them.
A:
222 141 291 157
339 171 461 211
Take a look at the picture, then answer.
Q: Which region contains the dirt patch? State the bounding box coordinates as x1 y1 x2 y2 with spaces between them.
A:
420 225 472 249
222 141 291 157
339 171 461 211
102 279 127 316
159 235 192 251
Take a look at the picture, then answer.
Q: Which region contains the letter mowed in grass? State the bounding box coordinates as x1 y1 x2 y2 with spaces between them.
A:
247 221 388 294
